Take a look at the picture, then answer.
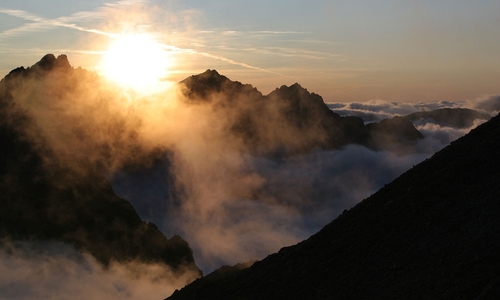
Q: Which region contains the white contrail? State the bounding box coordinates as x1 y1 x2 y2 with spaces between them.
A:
0 7 117 38
161 44 284 76
0 4 283 75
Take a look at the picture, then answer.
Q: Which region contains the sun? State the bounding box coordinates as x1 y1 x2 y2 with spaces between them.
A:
98 33 172 93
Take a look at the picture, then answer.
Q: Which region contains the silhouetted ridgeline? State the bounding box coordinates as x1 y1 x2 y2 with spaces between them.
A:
181 69 423 154
167 113 500 299
0 54 200 275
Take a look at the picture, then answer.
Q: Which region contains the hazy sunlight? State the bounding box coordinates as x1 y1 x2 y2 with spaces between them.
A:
98 33 172 93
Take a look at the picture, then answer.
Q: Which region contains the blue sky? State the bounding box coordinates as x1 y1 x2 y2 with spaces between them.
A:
1 0 499 102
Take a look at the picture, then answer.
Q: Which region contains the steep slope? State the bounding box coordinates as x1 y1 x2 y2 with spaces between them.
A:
0 54 200 275
168 113 500 299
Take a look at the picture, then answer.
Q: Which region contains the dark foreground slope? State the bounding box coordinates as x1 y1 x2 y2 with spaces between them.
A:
168 113 500 299
0 54 200 275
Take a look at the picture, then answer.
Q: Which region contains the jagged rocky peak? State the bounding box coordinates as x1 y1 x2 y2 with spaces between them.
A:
4 54 72 81
269 82 326 107
180 69 261 100
35 53 71 71
271 82 311 97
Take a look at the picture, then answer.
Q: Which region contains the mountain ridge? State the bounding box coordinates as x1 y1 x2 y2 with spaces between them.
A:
179 67 424 154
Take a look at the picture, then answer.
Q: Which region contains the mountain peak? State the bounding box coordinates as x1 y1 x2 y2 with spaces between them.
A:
274 83 306 93
35 54 71 71
290 82 304 89
180 69 260 100
201 69 221 77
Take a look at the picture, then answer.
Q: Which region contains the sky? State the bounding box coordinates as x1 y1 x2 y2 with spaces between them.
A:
1 0 499 102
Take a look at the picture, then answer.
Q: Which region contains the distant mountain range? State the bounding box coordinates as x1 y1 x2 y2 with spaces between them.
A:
167 110 500 299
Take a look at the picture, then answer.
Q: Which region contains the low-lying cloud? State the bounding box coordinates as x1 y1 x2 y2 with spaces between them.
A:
328 95 499 123
0 240 197 300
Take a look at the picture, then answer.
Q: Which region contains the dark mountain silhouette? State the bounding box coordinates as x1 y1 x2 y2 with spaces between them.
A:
405 108 491 128
0 54 200 275
167 112 500 299
181 69 423 154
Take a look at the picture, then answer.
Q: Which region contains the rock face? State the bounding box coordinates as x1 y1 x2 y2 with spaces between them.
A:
167 113 500 299
0 54 200 275
180 69 423 154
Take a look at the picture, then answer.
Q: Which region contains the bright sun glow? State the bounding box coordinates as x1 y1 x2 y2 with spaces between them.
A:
98 33 172 93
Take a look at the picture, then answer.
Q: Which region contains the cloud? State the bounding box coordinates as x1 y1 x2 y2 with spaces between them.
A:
413 119 486 153
470 94 500 113
328 96 499 124
0 240 197 300
112 143 431 272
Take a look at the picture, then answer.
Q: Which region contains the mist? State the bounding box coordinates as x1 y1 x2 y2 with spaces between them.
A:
111 90 497 272
2 54 497 284
0 240 197 300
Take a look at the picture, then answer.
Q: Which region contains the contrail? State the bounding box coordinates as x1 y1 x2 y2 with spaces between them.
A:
0 5 283 76
0 7 117 38
160 44 283 76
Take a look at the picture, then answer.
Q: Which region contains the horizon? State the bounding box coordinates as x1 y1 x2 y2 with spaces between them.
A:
1 0 499 103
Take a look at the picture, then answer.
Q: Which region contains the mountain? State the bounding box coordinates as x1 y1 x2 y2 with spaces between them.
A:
180 69 423 154
0 54 200 276
167 112 500 299
405 108 492 128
